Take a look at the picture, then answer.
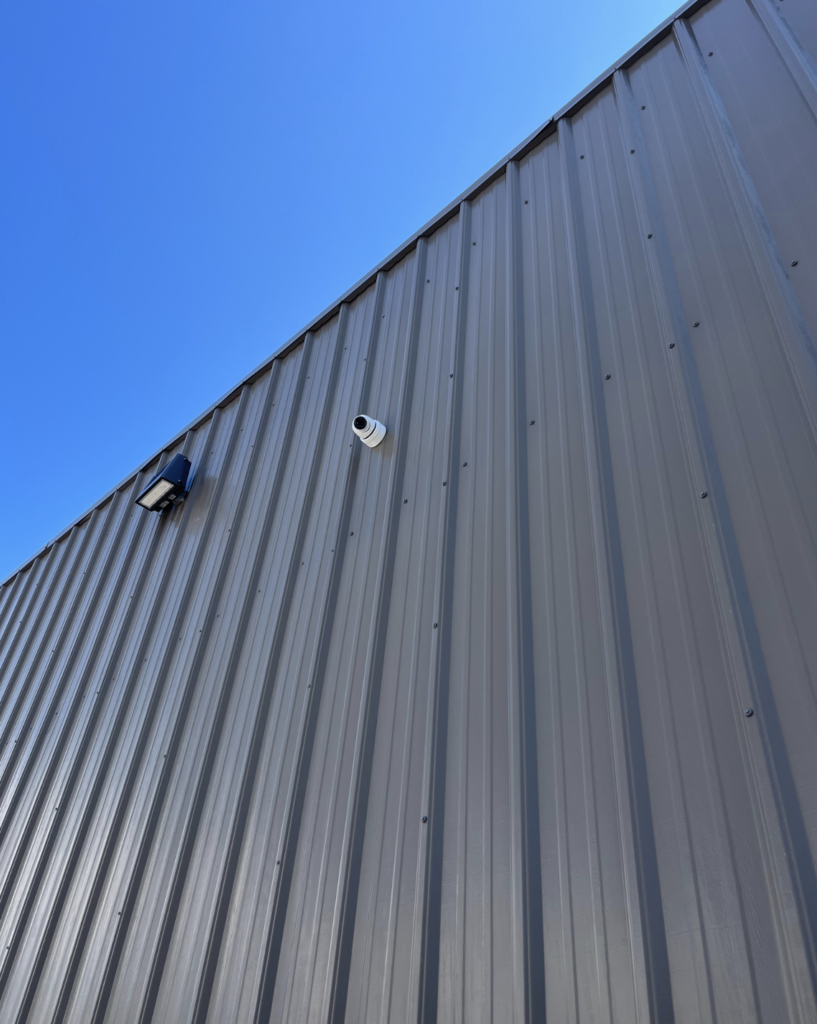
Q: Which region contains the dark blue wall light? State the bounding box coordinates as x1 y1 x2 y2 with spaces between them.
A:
135 454 191 511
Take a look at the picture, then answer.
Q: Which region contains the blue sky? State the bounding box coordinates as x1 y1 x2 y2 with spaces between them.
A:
0 0 679 581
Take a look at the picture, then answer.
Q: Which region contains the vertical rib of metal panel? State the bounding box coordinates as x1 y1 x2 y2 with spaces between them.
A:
2 2 817 1021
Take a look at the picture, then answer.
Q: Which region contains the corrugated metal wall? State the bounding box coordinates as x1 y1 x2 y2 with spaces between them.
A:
2 0 817 1020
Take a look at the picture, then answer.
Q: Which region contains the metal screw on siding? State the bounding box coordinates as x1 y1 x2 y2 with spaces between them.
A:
403 499 408 504
647 233 653 238
605 374 611 380
580 155 585 159
443 481 447 486
708 51 713 56
450 373 453 378
530 420 535 425
791 260 798 266
693 321 700 327
433 623 438 628
462 462 467 467
473 242 477 246
350 532 354 536
427 279 430 283
422 816 428 823
641 105 646 110
700 491 708 498
669 343 675 348
630 149 635 154
744 708 754 717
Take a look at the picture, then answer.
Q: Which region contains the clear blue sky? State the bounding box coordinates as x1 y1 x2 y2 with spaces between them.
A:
1 0 679 581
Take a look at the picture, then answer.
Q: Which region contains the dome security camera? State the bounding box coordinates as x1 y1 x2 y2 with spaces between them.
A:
352 414 386 448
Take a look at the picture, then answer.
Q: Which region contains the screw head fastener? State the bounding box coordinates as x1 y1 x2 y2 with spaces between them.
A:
422 816 428 823
791 260 798 266
700 491 708 498
605 374 611 380
693 321 700 327
744 707 754 717
669 343 675 349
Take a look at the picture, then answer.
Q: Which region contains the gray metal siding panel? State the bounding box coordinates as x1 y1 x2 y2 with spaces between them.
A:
2 1 817 1020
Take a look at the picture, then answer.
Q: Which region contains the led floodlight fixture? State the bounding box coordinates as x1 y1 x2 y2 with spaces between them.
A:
135 454 191 512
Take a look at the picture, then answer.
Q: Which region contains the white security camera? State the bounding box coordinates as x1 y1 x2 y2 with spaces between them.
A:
352 414 387 448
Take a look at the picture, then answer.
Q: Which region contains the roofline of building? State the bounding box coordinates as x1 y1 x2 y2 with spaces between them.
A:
2 0 711 590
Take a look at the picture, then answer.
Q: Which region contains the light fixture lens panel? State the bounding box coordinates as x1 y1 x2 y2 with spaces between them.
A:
138 479 174 509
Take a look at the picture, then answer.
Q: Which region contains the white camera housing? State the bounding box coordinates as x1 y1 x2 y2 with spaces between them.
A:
352 414 387 448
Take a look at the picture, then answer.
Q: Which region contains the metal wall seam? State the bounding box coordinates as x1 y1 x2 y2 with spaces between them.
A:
0 565 41 673
325 239 428 1024
413 201 471 1024
609 64 724 1023
504 158 547 1024
251 282 385 1024
15 459 175 1023
0 536 80 770
86 398 255 1023
181 315 343 1024
265 281 387 1024
558 114 675 1023
0 544 61 681
1 498 124 852
0 512 103 844
7 473 157 1023
44 418 221 1023
134 363 283 1024
672 16 817 1013
746 0 817 119
86 379 280 1023
675 17 817 441
615 35 817 1020
0 482 144 1001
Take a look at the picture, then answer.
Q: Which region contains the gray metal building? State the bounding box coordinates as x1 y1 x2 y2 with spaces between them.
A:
2 0 817 1020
